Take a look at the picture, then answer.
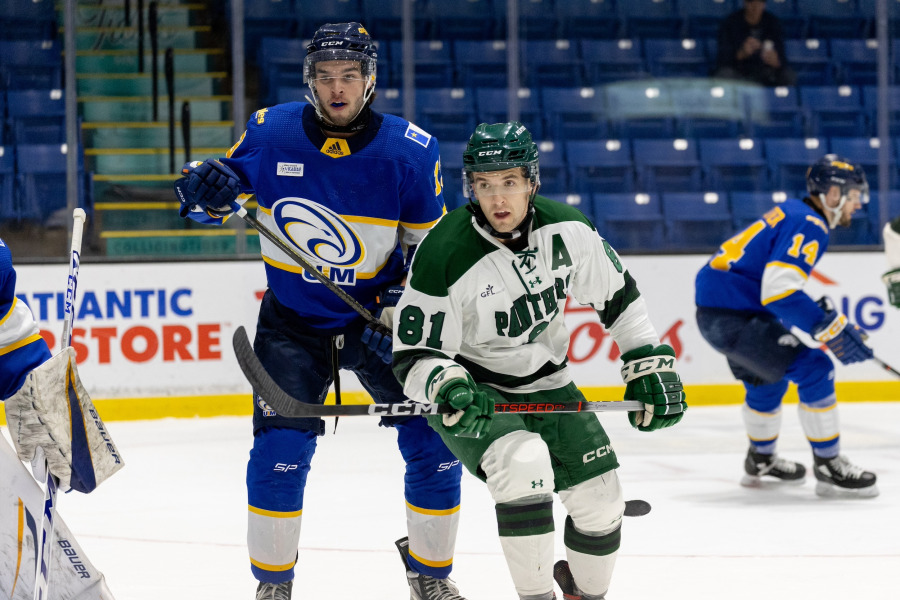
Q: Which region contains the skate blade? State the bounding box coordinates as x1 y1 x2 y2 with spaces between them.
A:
814 481 880 499
741 474 806 488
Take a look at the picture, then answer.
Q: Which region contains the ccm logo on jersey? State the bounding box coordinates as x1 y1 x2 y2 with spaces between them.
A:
277 162 305 177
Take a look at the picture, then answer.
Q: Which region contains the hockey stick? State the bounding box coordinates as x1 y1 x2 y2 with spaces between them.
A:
233 325 642 418
228 198 381 327
32 208 86 600
233 326 652 517
874 355 900 379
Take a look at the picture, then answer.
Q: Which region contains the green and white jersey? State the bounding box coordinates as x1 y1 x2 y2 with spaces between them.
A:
393 196 660 401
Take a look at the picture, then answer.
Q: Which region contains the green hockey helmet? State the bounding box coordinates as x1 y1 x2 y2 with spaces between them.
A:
462 121 540 201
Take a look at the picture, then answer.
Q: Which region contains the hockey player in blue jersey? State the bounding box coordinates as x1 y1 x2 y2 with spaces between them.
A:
173 23 468 600
695 155 878 498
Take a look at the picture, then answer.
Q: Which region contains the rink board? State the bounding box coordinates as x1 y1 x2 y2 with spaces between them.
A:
7 252 900 421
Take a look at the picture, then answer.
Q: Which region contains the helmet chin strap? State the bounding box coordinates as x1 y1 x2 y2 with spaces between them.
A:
305 78 376 134
817 192 846 229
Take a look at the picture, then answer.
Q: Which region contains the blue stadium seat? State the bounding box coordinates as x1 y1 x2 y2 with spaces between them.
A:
869 190 900 240
605 82 676 139
542 194 592 220
362 0 430 40
744 86 807 138
670 81 746 138
565 139 636 194
371 88 405 118
0 40 62 89
541 87 607 141
295 0 363 38
504 0 560 40
244 0 297 63
429 0 497 40
679 0 737 39
800 85 867 137
580 39 649 85
388 40 453 88
661 191 733 249
15 143 85 223
0 92 6 144
829 136 896 191
797 0 869 39
831 39 879 86
764 0 807 38
784 39 834 86
618 0 682 38
699 138 768 192
592 192 666 251
644 39 710 79
257 37 307 101
861 85 900 136
0 146 14 222
474 87 544 140
556 0 620 39
520 40 584 88
632 139 702 193
0 0 55 41
730 192 789 231
534 140 567 194
455 40 509 89
438 140 468 209
414 88 476 142
7 89 66 144
764 137 829 193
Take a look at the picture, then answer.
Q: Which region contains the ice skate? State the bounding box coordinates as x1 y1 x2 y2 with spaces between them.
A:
396 537 467 600
553 560 605 600
740 448 806 487
255 580 292 600
814 454 879 498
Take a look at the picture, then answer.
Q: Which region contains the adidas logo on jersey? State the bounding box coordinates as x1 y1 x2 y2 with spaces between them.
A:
320 137 351 158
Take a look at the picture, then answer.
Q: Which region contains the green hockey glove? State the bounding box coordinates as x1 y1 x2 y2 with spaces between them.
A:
427 366 494 438
883 268 900 309
620 344 687 432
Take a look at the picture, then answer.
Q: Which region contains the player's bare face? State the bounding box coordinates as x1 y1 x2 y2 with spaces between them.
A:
472 169 532 234
824 186 862 228
313 61 368 127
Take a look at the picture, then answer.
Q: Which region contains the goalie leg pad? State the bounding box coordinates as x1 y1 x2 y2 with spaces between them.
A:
481 430 555 504
4 348 123 493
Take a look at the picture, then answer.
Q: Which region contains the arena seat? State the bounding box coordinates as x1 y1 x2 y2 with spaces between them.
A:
565 139 635 194
592 192 666 251
661 191 734 249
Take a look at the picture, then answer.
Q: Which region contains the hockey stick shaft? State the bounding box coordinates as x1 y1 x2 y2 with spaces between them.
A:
233 326 642 418
230 200 382 328
33 208 86 600
874 355 900 379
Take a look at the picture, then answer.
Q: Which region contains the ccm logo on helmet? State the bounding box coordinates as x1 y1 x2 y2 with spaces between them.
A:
478 150 503 156
320 40 343 47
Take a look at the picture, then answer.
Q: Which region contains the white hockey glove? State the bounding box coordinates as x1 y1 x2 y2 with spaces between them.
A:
4 347 124 493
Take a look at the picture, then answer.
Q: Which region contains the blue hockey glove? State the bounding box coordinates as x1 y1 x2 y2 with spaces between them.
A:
427 367 494 438
812 297 873 365
174 159 241 218
621 344 687 432
360 284 404 364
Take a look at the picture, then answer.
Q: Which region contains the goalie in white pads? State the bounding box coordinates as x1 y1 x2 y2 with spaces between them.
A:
883 215 900 309
1 237 122 599
392 123 687 600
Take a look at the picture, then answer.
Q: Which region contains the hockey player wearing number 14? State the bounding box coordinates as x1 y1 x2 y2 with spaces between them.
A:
695 155 878 498
392 122 688 600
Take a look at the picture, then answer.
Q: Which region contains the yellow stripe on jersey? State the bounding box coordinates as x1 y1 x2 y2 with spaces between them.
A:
0 333 44 357
226 130 246 158
261 254 390 280
405 501 461 516
0 296 18 327
761 260 809 305
248 505 303 518
400 213 444 230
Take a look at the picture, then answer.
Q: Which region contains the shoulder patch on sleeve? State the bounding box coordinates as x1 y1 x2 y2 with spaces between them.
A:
404 123 432 148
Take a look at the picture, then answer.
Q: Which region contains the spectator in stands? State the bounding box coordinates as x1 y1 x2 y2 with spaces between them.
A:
713 0 796 86
883 216 900 308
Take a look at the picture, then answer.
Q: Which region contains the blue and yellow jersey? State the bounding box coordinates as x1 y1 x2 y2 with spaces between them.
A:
200 102 446 329
0 238 51 400
695 198 831 334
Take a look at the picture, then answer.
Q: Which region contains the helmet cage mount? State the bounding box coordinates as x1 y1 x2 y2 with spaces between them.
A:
806 154 869 229
303 23 377 130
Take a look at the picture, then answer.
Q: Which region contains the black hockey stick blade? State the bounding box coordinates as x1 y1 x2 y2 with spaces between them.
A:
624 499 652 517
232 326 643 418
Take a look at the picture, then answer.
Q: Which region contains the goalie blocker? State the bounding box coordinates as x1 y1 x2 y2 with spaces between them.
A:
4 347 124 494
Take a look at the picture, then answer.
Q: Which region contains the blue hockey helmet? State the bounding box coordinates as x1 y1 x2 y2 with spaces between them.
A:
303 22 377 86
806 154 869 228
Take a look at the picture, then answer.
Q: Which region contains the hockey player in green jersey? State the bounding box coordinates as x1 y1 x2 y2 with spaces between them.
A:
392 122 688 600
